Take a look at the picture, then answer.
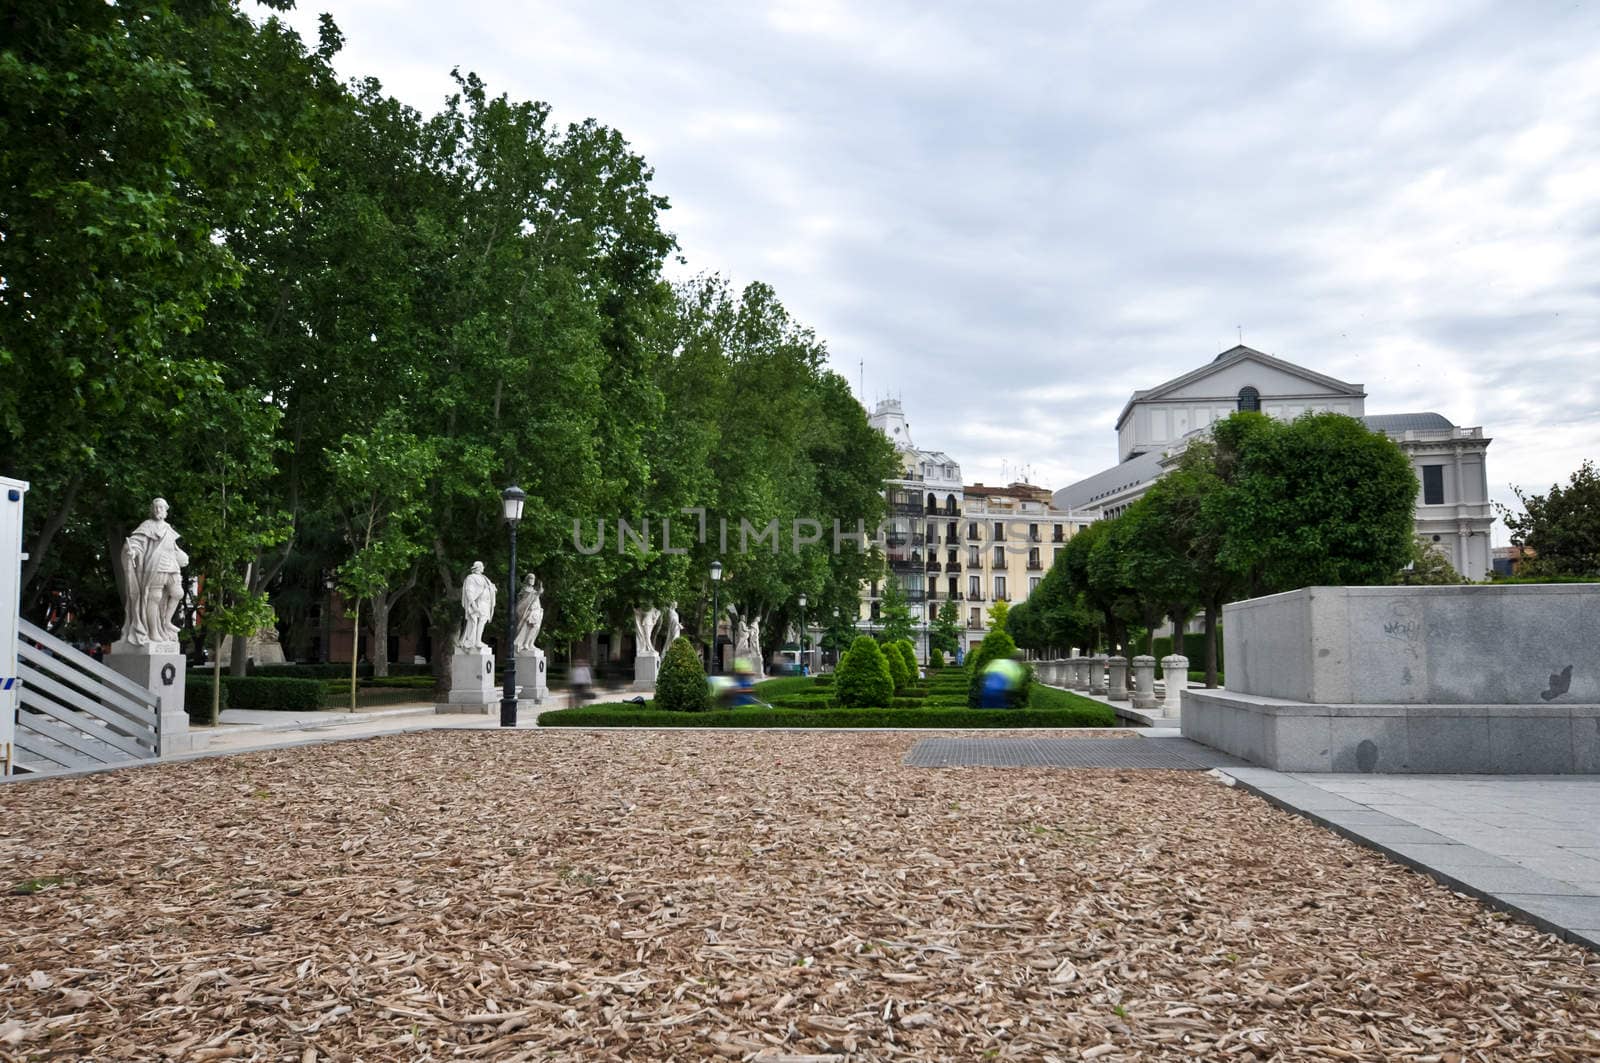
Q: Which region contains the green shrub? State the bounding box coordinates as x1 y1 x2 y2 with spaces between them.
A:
255 662 373 680
881 639 912 693
655 636 710 712
893 640 918 687
360 675 434 689
929 647 945 669
835 636 894 708
220 675 325 711
812 674 834 687
184 675 228 723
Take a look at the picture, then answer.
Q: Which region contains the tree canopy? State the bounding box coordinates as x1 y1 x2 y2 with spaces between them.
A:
1501 460 1600 578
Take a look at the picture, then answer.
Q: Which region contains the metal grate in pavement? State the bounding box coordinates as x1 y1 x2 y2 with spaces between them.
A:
904 736 1243 770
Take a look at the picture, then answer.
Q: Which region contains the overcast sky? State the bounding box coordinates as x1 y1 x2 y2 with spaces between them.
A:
277 0 1600 538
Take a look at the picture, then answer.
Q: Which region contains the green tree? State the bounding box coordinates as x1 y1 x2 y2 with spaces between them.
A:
876 578 916 644
655 636 709 712
1213 412 1417 594
835 635 893 708
883 636 912 693
4 0 339 592
929 599 961 657
985 598 1010 632
1501 460 1600 578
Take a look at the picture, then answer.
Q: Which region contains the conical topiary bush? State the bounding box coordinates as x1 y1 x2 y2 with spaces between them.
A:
835 635 894 708
656 636 710 712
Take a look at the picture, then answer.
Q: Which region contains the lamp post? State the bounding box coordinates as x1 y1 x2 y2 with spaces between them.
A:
709 560 723 674
797 593 807 675
499 486 525 727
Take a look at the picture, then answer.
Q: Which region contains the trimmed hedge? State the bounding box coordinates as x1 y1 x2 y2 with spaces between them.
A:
184 675 228 724
221 675 324 711
929 647 946 669
656 636 710 712
538 704 1118 729
883 639 913 692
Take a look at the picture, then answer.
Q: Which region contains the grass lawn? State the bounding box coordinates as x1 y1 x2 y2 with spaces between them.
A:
3 729 1593 1058
539 673 1116 727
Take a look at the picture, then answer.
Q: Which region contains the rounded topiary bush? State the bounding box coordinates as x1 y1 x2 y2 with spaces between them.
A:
835 635 894 708
929 647 945 670
655 636 710 712
967 628 1028 708
882 637 912 692
894 639 918 684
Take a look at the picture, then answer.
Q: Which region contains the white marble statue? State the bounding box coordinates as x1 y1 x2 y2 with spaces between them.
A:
119 497 189 647
633 605 661 657
513 573 544 653
725 605 750 662
660 601 681 651
457 561 497 653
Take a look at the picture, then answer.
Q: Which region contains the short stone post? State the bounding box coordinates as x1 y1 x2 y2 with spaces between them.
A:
1089 654 1108 696
1048 659 1063 686
106 642 192 755
1131 655 1158 711
1106 656 1129 701
1161 654 1189 715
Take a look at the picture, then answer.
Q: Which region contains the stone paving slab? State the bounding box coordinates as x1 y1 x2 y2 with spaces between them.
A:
1224 766 1600 953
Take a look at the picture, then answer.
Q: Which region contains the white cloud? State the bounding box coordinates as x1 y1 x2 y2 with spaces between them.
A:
272 0 1600 536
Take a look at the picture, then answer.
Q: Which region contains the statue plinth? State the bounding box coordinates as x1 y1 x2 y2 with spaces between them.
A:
633 651 659 692
515 648 548 708
436 646 498 715
105 645 195 755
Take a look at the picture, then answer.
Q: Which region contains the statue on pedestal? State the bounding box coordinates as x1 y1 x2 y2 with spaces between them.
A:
633 606 661 657
660 601 681 651
457 561 496 652
119 497 189 647
514 573 544 653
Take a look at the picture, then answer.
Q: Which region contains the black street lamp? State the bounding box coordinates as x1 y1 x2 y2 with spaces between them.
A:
500 485 526 727
709 559 723 674
797 593 807 674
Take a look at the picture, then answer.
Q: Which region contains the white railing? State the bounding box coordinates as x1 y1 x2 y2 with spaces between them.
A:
13 619 160 775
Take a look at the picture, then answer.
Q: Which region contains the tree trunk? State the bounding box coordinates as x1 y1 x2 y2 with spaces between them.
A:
229 633 250 677
211 639 223 727
370 593 391 678
349 598 361 712
19 473 83 592
1204 598 1220 688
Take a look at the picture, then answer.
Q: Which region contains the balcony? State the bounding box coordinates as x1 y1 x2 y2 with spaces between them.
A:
946 561 961 572
1027 561 1043 571
969 589 986 602
1029 532 1041 543
1053 532 1064 543
926 558 941 571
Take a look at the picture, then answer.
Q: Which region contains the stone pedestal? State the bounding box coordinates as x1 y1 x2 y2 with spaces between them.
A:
1131 655 1158 710
1089 655 1108 696
106 643 195 755
1161 654 1189 715
1107 656 1129 701
515 649 548 708
437 648 497 714
633 652 659 692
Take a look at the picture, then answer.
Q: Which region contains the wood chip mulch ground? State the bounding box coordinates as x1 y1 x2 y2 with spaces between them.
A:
2 729 1598 1061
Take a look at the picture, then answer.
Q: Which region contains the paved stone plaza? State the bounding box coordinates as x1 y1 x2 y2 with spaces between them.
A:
4 730 1600 1059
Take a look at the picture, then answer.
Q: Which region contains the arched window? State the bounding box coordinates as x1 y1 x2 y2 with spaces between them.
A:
1237 386 1261 412
945 493 957 515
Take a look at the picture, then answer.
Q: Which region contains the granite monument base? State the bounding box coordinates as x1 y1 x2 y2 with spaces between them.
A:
1183 688 1600 773
633 652 658 692
436 648 498 715
106 644 199 755
516 648 548 709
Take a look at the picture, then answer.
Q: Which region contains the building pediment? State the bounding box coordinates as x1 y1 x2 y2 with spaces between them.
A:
1115 346 1365 429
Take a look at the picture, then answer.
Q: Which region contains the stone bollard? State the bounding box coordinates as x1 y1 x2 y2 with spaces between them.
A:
1161 654 1189 715
1088 655 1107 696
1106 656 1129 701
1071 657 1089 691
1131 655 1158 711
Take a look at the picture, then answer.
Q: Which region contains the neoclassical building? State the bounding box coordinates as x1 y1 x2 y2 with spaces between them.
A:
1053 345 1494 580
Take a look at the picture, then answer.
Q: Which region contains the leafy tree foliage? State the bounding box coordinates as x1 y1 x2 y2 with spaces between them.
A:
1501 460 1600 578
875 578 916 645
1392 539 1466 585
929 599 961 657
883 636 912 693
835 635 893 708
2 3 897 675
655 636 709 713
966 627 1026 709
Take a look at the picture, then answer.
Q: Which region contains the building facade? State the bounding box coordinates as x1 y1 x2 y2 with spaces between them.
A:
1054 345 1495 580
861 400 1089 657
